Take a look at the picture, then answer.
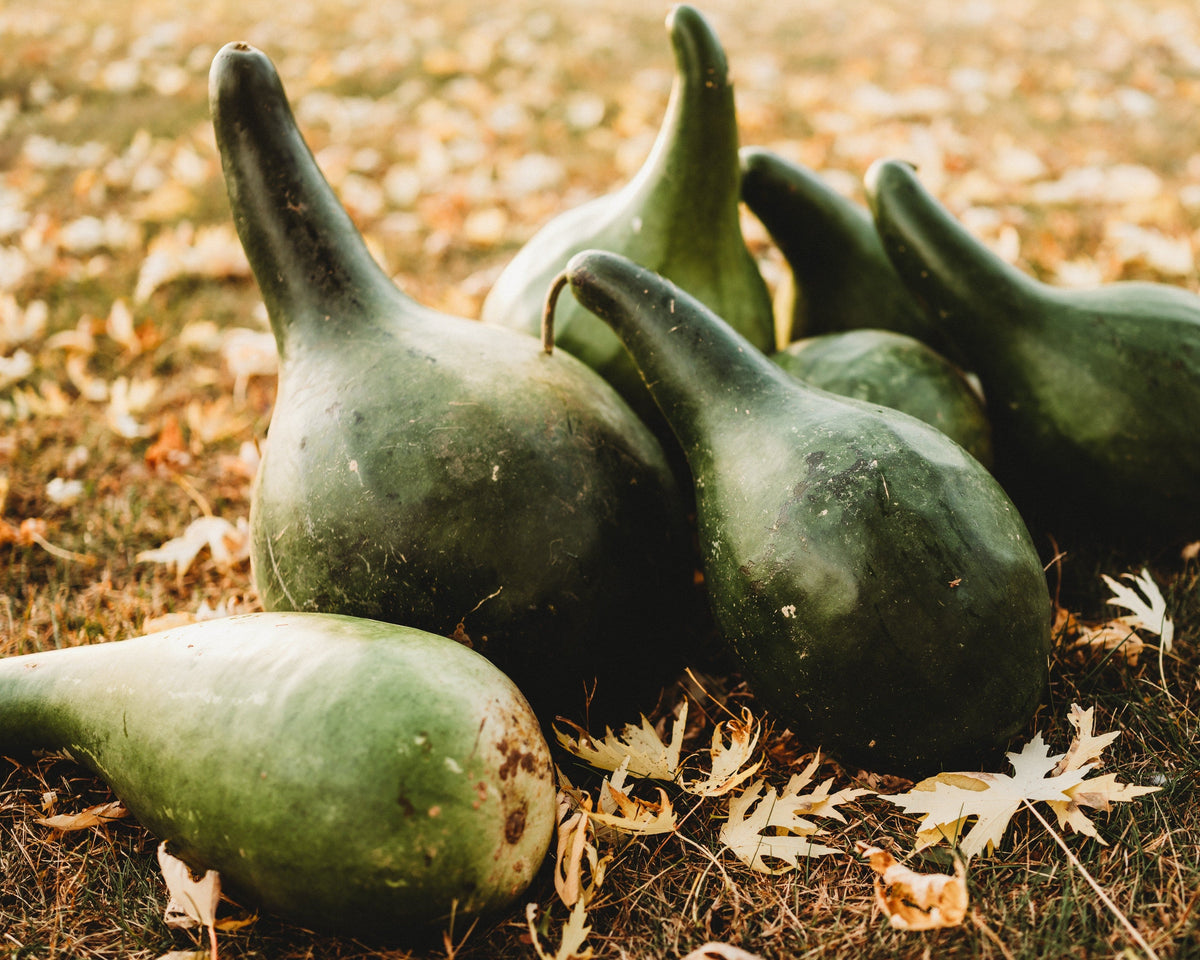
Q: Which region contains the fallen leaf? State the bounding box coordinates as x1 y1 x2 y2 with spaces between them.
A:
589 759 677 835
881 706 1161 858
526 900 593 960
1101 568 1173 653
552 788 608 908
36 799 128 831
136 515 250 581
157 842 219 932
857 842 968 930
555 701 687 781
682 706 763 797
718 756 866 875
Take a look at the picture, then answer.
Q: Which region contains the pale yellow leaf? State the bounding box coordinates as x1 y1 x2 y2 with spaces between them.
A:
682 706 763 797
137 515 250 580
555 701 687 781
883 708 1161 859
1102 569 1173 652
718 773 855 875
36 799 128 831
157 841 219 931
553 788 608 909
526 900 593 960
858 842 968 931
589 770 677 836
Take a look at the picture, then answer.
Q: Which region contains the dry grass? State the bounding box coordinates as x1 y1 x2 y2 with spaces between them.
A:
3 0 1200 957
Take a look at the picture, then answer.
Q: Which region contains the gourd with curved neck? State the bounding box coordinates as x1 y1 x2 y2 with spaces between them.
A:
866 158 1200 545
481 5 773 436
552 249 1052 776
211 42 697 724
739 147 943 354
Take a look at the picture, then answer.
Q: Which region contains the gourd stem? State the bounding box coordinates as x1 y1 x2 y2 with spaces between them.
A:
541 271 569 355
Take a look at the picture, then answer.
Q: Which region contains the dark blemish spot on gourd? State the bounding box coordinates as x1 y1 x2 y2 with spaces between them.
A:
505 806 526 844
396 792 415 817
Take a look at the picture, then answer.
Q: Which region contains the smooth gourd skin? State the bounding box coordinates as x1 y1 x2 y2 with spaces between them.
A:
481 5 773 434
739 148 942 354
0 613 557 938
211 43 696 723
772 329 994 468
560 249 1052 776
866 158 1200 545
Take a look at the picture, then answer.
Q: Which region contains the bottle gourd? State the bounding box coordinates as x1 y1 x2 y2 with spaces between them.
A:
482 4 773 433
739 147 940 353
0 613 557 939
551 250 1052 775
772 328 994 468
866 158 1200 545
211 42 695 723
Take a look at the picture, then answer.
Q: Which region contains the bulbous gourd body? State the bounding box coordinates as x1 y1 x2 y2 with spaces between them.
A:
739 147 940 353
560 250 1052 776
211 43 695 722
481 5 773 434
0 613 557 939
772 328 993 468
866 158 1200 546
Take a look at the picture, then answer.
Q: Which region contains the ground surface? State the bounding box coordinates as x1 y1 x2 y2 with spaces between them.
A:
1 0 1199 957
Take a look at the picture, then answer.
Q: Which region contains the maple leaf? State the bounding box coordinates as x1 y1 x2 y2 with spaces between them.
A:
857 842 968 931
881 706 1161 859
555 701 687 781
718 756 867 874
682 706 763 797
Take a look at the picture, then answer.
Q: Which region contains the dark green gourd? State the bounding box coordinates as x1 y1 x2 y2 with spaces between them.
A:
481 5 773 431
0 613 557 939
866 158 1200 545
772 329 993 468
739 147 939 352
554 250 1051 776
211 43 695 722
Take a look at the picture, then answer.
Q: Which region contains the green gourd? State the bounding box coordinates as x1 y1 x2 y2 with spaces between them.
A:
772 329 994 468
481 4 773 433
211 42 695 723
0 612 556 939
739 147 941 353
865 158 1200 545
550 249 1052 776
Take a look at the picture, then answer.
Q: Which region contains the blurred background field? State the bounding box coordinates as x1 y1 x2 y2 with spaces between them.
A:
1 1 1199 958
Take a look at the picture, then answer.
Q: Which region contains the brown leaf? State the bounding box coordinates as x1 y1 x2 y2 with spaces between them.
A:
858 842 968 930
37 799 129 831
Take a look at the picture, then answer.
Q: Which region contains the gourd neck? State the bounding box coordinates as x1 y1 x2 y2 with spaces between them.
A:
210 42 406 352
555 250 791 457
621 5 741 241
865 159 1042 352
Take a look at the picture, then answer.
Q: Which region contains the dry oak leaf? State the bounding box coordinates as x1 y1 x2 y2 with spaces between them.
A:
881 707 1160 859
526 900 593 960
857 842 968 931
553 787 609 908
681 706 763 798
678 946 764 960
555 701 687 781
36 799 128 831
589 758 677 835
719 753 868 875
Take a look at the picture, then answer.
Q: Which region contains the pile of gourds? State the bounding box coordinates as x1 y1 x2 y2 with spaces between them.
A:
3 4 1199 943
